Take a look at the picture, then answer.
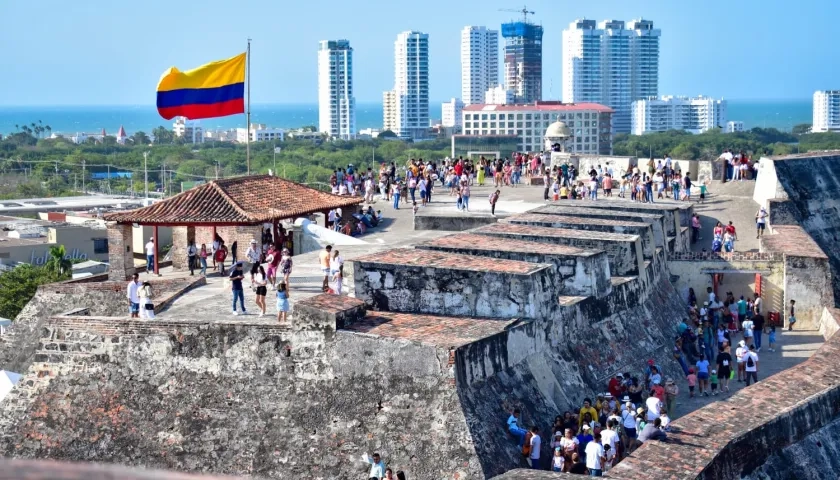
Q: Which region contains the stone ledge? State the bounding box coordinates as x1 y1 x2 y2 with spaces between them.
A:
506 212 650 228
418 233 601 258
668 251 780 261
475 222 640 242
353 247 551 276
341 311 517 347
763 225 829 259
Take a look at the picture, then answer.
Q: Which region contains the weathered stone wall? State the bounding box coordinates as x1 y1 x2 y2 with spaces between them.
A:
413 210 502 231
107 222 135 281
353 248 556 319
532 204 667 252
474 223 644 277
416 233 613 298
504 213 656 259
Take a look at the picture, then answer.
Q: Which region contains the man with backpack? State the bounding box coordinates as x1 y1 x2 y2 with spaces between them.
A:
744 345 759 386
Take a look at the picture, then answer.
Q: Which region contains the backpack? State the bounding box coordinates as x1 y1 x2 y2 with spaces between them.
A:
746 353 755 368
522 432 533 456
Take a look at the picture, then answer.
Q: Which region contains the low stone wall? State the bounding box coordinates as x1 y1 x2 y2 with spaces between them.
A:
505 213 656 259
416 233 612 298
474 223 644 277
413 210 503 231
533 204 667 252
352 248 556 319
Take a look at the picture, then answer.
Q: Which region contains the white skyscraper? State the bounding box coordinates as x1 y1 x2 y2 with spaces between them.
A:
384 31 430 140
631 96 727 135
461 26 499 106
813 90 840 132
318 40 356 140
562 18 660 133
441 98 464 128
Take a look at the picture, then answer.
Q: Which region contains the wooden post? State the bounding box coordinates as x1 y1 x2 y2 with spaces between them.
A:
153 225 160 276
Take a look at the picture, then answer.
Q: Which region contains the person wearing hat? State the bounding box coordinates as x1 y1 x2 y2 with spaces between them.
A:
664 378 679 419
144 236 155 274
229 261 247 315
620 398 637 439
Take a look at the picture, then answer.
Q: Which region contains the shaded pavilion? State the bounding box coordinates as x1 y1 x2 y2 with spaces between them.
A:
103 175 363 280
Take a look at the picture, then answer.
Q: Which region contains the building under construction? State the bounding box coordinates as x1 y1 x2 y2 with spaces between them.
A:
502 21 543 104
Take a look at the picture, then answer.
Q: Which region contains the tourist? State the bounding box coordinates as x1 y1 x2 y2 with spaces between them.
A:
215 241 228 275
585 432 606 476
742 315 755 347
552 447 565 472
753 311 765 352
558 428 579 466
276 282 289 323
229 261 246 315
716 341 733 393
391 181 401 209
253 265 268 316
362 452 386 479
265 246 278 288
744 344 759 386
695 353 711 396
280 248 293 287
527 426 541 469
755 206 768 239
725 221 738 251
211 234 221 270
507 409 528 446
788 299 797 331
686 367 696 398
330 249 344 295
246 239 261 284
691 214 701 244
568 453 587 474
664 379 679 418
365 176 375 204
145 236 155 274
600 420 620 467
645 390 662 422
460 179 471 212
637 418 667 442
489 189 501 216
187 239 197 275
231 240 238 263
683 173 692 201
735 340 748 382
418 175 428 207
709 369 719 395
578 399 598 431
199 243 208 276
138 281 155 319
699 180 707 203
319 245 332 291
768 325 777 352
126 272 141 318
673 337 689 375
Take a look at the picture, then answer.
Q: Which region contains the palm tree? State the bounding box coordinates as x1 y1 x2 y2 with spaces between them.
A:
47 245 72 276
14 124 19 131
45 126 52 137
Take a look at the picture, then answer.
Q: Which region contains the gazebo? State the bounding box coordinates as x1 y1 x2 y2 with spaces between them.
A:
103 175 363 280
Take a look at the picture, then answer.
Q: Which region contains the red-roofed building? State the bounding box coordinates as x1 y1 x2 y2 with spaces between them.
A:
460 101 614 154
116 125 127 145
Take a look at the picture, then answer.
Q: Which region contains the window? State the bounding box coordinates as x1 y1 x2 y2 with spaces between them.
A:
93 238 108 254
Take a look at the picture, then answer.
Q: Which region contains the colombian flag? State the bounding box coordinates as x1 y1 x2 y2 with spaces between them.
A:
156 53 246 120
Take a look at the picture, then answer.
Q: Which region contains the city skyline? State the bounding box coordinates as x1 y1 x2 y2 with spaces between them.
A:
0 0 837 106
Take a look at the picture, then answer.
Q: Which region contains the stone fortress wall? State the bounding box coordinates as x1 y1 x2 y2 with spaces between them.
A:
2 154 840 480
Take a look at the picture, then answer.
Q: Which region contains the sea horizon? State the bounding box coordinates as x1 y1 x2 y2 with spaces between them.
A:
0 99 813 137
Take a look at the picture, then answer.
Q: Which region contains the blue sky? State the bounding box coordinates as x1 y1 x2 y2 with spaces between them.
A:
0 0 835 105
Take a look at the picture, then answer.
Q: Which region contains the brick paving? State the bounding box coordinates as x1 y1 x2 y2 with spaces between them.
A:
342 311 517 347
352 247 549 275
418 233 600 257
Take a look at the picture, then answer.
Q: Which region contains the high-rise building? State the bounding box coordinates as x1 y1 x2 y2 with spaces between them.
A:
383 90 397 133
441 98 464 128
485 84 515 105
318 40 356 140
813 90 840 133
383 31 430 140
562 18 660 133
631 96 727 135
725 121 744 133
461 26 499 105
501 21 543 104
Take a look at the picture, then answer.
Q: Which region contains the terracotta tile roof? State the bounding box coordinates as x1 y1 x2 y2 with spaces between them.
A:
103 175 362 225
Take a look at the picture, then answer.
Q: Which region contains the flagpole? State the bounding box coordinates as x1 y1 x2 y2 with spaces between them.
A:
246 38 252 175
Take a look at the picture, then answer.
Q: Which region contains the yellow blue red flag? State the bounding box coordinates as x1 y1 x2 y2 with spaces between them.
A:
156 53 246 120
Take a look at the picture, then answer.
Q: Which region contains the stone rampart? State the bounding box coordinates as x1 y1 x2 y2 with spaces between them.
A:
504 213 656 259
413 209 504 231
532 204 667 252
352 248 556 319
474 223 644 277
416 233 612 298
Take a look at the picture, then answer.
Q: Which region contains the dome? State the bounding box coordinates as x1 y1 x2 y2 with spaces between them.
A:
544 121 571 139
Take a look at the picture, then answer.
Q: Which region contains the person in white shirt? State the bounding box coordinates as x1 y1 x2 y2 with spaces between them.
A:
645 395 662 422
126 273 141 318
744 345 759 386
600 421 620 466
528 426 542 468
330 249 344 295
364 178 374 203
621 400 638 439
144 237 155 274
362 452 386 479
585 432 606 476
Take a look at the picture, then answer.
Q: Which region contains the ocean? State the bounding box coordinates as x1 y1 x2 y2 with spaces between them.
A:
0 100 812 137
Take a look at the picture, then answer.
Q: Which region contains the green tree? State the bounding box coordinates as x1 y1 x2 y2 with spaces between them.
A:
47 245 72 276
0 264 69 319
132 131 151 145
792 123 812 135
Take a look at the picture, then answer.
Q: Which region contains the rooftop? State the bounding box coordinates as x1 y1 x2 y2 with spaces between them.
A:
463 101 614 113
505 213 650 228
418 233 601 257
103 175 363 225
475 222 640 241
351 247 550 275
343 311 516 347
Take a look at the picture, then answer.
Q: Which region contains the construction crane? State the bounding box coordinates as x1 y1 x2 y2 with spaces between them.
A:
499 5 535 24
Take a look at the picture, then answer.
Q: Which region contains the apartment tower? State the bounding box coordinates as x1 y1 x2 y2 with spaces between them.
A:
461 26 499 105
317 40 356 140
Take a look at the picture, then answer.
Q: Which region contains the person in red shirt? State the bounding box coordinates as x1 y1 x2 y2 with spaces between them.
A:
651 382 666 402
454 160 463 177
725 221 738 250
607 373 623 399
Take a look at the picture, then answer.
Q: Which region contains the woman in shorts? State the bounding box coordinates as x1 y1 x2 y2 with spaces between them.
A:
254 265 268 317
